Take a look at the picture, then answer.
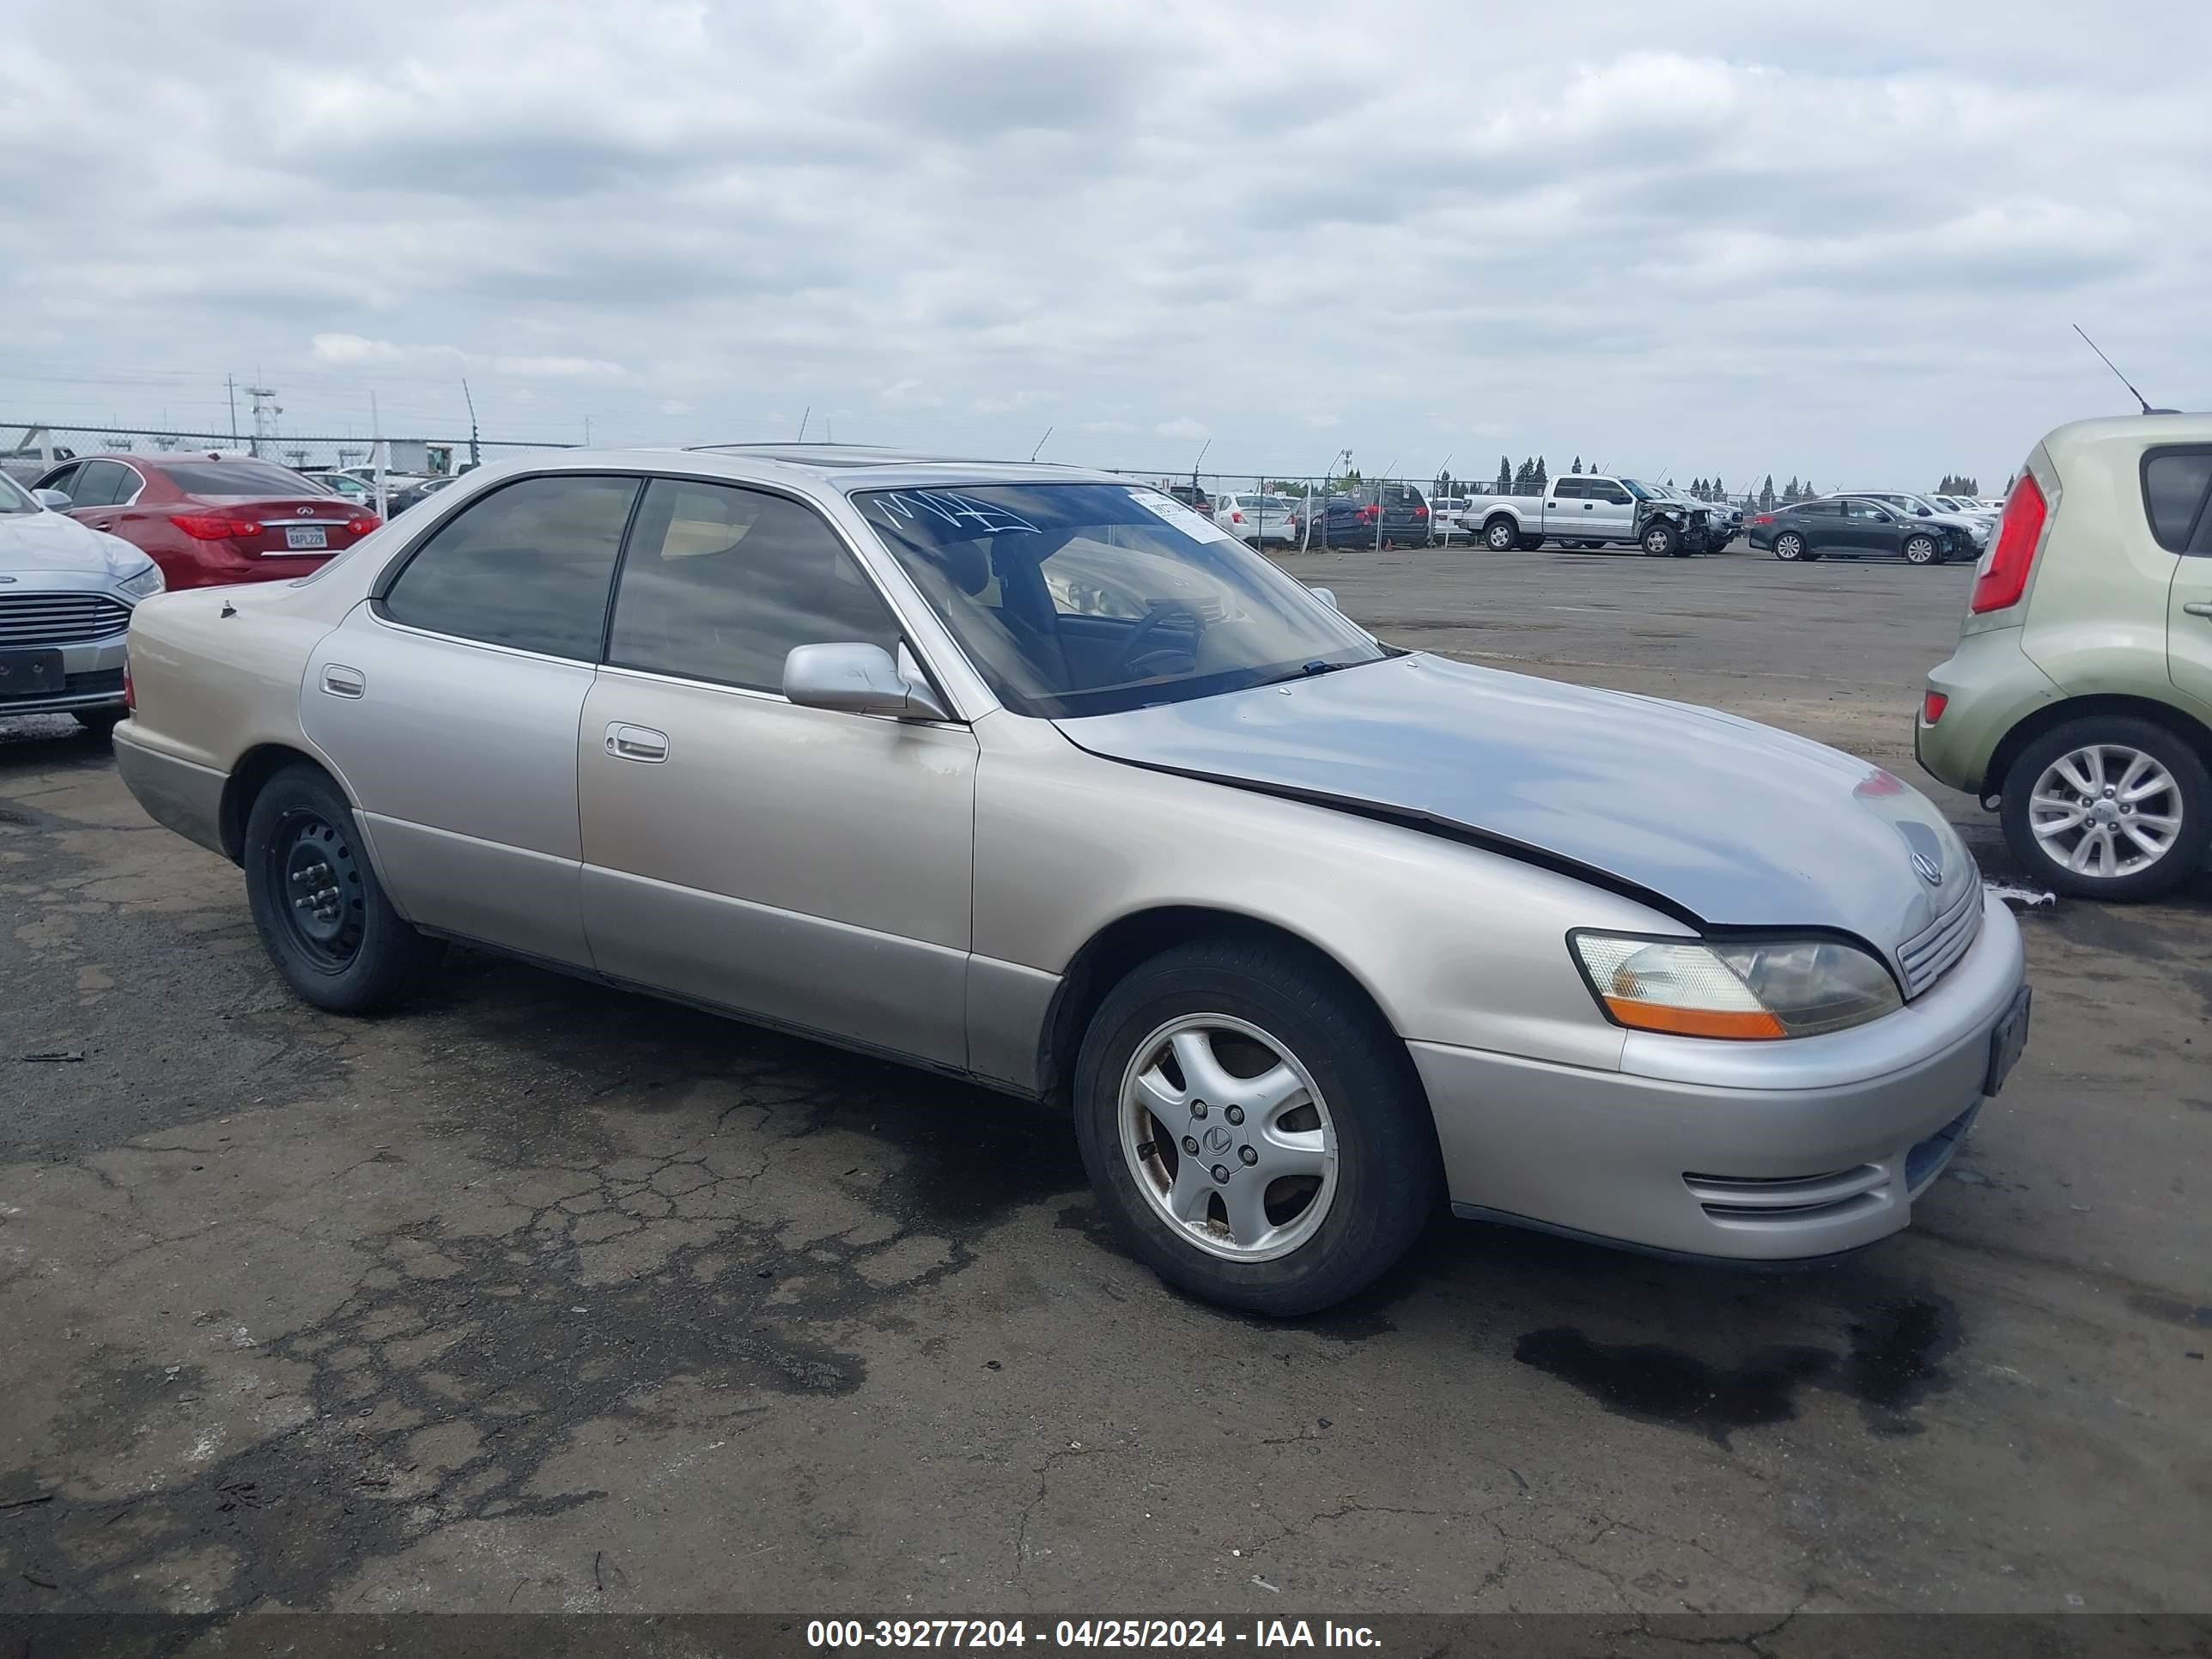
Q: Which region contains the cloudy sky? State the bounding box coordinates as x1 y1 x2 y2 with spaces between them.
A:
4 0 2207 491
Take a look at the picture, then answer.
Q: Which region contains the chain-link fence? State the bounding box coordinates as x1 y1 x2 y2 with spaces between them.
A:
0 421 572 487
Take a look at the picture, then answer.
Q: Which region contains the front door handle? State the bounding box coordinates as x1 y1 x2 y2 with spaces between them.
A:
2185 602 2212 618
320 665 366 698
605 723 668 763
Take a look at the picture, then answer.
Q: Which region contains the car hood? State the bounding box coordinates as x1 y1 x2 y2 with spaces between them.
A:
1054 653 1977 966
0 508 125 575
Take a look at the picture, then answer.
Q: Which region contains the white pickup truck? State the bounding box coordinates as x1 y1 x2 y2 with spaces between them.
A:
1458 474 1722 557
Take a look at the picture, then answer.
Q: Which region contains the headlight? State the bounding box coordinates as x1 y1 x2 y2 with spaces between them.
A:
115 561 164 599
1571 932 1902 1040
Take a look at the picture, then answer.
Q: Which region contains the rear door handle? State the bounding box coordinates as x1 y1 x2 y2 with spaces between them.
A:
605 723 668 763
2185 602 2212 618
320 665 366 698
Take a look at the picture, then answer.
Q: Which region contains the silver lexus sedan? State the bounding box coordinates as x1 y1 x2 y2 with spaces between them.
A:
112 445 2031 1315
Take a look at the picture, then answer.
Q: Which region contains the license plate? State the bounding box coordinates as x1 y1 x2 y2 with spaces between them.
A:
1983 985 2032 1096
0 648 65 698
283 526 328 550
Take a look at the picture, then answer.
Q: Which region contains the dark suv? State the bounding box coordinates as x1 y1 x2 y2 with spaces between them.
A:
1293 483 1432 549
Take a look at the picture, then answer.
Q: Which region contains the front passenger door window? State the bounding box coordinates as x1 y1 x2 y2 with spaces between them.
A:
606 479 901 691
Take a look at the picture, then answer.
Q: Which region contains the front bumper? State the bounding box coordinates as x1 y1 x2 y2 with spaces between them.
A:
1413 892 2028 1261
0 630 128 717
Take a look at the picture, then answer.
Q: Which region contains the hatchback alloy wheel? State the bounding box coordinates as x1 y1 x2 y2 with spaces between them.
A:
1118 1013 1339 1263
2027 744 2184 879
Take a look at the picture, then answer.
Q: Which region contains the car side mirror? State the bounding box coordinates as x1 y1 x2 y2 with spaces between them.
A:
1309 586 1339 611
1915 507 1931 516
34 489 71 509
783 642 950 722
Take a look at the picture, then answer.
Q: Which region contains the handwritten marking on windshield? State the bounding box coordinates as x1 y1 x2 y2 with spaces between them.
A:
872 491 1041 537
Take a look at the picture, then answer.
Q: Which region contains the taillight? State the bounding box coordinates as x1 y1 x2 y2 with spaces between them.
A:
1752 513 1774 526
1357 506 1375 521
172 513 262 540
345 514 380 536
1231 510 1243 523
1922 690 1948 725
1970 474 2047 614
1413 504 1428 518
122 661 134 711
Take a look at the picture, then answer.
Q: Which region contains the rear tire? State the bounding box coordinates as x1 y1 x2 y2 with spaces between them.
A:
1772 532 1806 562
1999 717 2210 902
1484 518 1517 551
1073 938 1441 1316
1517 535 1544 551
243 763 444 1014
72 708 125 736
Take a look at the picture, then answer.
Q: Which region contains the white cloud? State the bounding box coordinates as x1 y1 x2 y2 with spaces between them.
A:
3 0 2207 482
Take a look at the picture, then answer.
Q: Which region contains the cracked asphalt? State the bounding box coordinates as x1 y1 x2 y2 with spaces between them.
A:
2 544 2207 1615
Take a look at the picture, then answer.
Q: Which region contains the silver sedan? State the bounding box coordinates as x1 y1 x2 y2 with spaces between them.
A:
0 469 162 730
112 445 2030 1314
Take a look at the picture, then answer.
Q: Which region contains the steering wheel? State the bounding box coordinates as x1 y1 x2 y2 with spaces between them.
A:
1111 602 1207 680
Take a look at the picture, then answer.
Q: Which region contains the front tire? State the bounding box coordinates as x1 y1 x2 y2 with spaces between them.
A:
1642 522 1680 557
1073 938 1441 1316
1903 533 1941 566
1999 718 2210 901
243 763 443 1013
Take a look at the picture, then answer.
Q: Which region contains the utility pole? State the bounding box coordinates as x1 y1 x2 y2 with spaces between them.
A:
460 378 481 470
370 392 386 520
584 415 592 446
1375 457 1398 555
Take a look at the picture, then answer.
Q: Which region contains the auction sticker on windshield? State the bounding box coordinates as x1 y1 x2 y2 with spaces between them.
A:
1130 489 1235 544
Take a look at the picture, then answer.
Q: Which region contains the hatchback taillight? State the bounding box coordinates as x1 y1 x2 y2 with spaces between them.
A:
172 513 262 540
1970 474 2047 614
122 661 134 712
1413 503 1428 518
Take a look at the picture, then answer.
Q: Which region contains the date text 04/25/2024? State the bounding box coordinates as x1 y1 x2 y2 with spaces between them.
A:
805 1620 1382 1649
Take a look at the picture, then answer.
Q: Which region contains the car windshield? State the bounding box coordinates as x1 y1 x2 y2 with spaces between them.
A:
0 472 36 514
857 482 1393 719
1617 478 1657 501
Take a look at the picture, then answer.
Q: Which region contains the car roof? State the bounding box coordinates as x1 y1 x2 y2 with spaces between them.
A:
496 444 1132 496
2041 410 2212 456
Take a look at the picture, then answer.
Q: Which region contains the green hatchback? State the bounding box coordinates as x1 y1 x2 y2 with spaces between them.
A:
1917 414 2212 900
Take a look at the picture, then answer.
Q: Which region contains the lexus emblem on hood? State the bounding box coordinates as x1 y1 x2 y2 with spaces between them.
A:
1895 820 1947 886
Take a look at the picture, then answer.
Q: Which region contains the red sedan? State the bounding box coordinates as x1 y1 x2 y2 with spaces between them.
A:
32 453 380 590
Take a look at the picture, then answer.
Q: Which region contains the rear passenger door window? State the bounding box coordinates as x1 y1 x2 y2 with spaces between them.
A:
606 478 902 693
2142 448 2212 555
67 461 132 508
381 473 640 659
